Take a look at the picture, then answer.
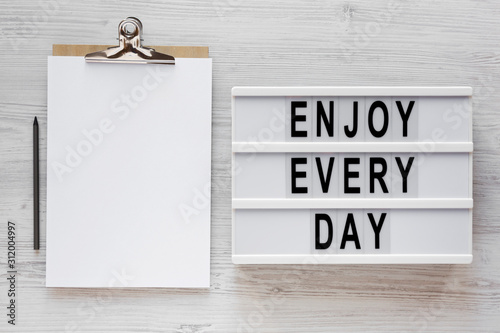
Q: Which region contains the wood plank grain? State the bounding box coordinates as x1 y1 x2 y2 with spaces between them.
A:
0 0 499 332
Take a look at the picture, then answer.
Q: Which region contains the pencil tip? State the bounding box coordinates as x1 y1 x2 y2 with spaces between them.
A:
34 117 38 125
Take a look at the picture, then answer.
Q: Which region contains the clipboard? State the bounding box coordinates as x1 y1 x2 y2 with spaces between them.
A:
46 17 212 288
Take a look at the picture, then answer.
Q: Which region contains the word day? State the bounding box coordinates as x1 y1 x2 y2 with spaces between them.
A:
314 211 388 251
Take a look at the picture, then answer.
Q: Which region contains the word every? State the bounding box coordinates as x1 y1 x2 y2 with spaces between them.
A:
291 156 415 194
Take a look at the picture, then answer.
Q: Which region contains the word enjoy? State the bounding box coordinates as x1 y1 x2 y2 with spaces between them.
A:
290 99 415 139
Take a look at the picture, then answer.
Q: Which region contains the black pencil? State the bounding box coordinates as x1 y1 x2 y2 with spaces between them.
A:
33 117 39 250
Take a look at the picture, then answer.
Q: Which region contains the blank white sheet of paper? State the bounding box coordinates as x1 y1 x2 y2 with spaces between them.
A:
46 56 212 288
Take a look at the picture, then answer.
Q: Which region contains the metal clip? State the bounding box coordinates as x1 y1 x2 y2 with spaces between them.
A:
85 17 175 65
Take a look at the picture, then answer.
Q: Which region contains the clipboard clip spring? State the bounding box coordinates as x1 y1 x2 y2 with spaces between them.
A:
85 17 175 65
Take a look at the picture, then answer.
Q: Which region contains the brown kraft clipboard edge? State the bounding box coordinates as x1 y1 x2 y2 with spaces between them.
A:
53 44 208 58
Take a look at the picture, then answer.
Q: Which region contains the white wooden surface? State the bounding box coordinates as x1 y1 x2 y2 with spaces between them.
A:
0 0 499 332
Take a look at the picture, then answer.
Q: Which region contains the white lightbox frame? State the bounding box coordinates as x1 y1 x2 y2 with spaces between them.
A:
232 87 473 264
